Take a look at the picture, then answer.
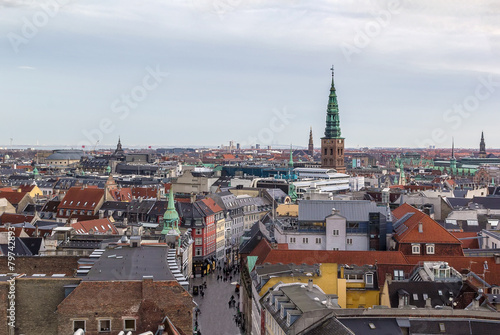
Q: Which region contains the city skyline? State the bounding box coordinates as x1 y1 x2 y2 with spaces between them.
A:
1 1 499 149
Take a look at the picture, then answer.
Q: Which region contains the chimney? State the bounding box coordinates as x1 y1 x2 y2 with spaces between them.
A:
307 279 313 291
494 254 500 265
331 208 337 215
425 297 432 309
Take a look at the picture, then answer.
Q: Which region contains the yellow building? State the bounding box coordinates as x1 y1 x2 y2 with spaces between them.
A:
254 263 347 308
340 264 380 309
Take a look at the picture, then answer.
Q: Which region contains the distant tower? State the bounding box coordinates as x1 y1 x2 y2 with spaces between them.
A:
113 137 124 157
450 138 457 172
479 131 487 158
308 127 314 156
321 66 346 173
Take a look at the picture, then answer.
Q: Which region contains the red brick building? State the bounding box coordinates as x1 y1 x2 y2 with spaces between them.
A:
392 203 464 256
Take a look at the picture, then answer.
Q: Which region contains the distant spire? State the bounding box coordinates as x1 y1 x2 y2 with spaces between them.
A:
452 137 455 159
288 144 294 169
308 127 314 155
479 131 486 157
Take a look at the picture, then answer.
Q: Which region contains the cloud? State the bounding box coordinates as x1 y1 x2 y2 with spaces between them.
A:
18 65 36 70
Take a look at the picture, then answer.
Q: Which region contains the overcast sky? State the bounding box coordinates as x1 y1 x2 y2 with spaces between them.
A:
1 0 499 149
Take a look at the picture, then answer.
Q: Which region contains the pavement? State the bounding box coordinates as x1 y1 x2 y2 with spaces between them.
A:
192 269 242 335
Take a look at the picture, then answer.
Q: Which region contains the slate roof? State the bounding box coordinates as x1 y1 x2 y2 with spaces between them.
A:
298 200 388 222
388 281 463 308
338 318 403 335
84 246 175 281
0 237 33 256
392 203 462 245
471 196 500 210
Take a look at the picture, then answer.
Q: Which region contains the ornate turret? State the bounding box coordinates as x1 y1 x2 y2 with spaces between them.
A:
161 190 180 236
321 66 346 173
288 144 294 169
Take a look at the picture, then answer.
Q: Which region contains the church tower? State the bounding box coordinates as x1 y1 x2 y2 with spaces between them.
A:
308 127 314 156
479 131 487 158
321 67 346 173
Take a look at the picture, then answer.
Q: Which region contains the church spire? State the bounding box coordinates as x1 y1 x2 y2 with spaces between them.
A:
308 127 314 156
324 65 342 139
479 131 486 158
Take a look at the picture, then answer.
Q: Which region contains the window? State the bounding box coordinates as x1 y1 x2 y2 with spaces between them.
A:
394 270 404 280
315 238 321 244
99 319 111 332
289 237 296 244
423 293 428 300
303 238 309 244
333 230 339 236
365 273 373 285
195 248 202 256
195 228 202 235
439 323 446 333
426 244 435 255
418 222 423 233
195 238 202 245
347 238 353 245
368 323 376 329
73 320 86 332
411 244 420 254
124 319 136 331
332 247 339 251
413 293 418 300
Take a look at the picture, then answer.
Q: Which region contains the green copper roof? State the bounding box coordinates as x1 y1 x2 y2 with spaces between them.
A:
33 167 39 175
163 190 179 222
105 165 111 174
288 145 294 169
324 69 342 139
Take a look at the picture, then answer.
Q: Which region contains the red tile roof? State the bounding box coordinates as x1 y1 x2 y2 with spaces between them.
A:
132 187 158 199
0 190 29 205
58 187 104 210
113 187 132 201
71 218 118 234
451 232 480 249
201 198 223 213
249 240 408 266
0 213 34 224
392 203 462 244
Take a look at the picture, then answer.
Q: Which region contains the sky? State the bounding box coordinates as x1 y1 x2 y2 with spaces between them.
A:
1 0 499 150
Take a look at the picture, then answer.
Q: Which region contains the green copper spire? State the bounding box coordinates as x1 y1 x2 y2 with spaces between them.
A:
288 144 294 169
105 165 111 175
324 66 342 139
162 190 180 235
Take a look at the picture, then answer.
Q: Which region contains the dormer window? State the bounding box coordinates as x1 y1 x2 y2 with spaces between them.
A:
412 244 420 254
418 222 423 233
426 244 435 255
